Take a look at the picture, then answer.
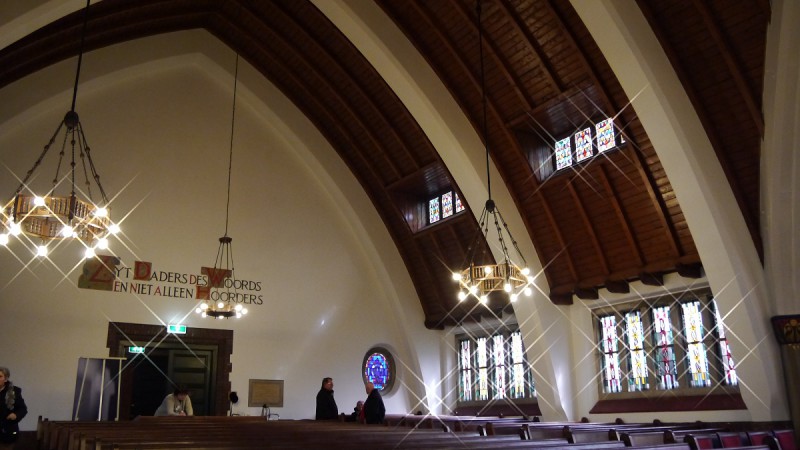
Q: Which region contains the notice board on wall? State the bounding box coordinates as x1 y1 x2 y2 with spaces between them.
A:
248 379 284 407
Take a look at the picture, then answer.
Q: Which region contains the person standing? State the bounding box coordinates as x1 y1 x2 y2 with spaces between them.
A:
362 382 385 425
315 377 338 420
154 385 193 416
0 367 27 446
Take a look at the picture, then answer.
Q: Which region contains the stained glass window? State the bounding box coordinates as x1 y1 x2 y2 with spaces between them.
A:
682 301 711 387
652 305 678 390
429 198 440 224
624 311 648 391
555 137 572 170
364 353 390 390
442 192 454 218
510 331 529 399
575 128 593 162
596 119 616 152
459 339 473 401
476 337 489 401
455 193 465 213
600 315 622 393
712 300 738 385
362 347 396 393
492 335 506 399
457 330 535 404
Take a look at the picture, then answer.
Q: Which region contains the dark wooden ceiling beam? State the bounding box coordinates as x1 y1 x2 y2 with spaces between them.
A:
677 262 703 279
499 0 563 93
692 1 764 136
266 1 421 179
639 272 664 286
597 164 644 266
538 188 579 282
605 280 630 294
452 0 536 112
565 179 609 275
575 287 599 300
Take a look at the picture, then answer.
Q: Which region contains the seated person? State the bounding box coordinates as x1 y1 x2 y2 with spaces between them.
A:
346 400 363 422
154 385 193 416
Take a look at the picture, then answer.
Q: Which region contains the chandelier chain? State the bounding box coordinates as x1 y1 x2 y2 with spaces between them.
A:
224 54 239 237
71 0 91 113
477 0 491 201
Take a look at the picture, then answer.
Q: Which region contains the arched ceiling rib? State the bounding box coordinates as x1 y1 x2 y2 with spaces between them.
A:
0 0 768 328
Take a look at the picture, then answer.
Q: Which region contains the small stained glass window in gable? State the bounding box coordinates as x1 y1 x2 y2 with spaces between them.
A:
429 198 440 224
575 128 593 162
555 137 572 170
455 193 465 213
442 192 454 219
596 119 616 152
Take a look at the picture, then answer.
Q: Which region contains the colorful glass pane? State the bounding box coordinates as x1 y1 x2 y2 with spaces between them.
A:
476 337 489 400
596 119 616 152
492 335 506 399
600 315 621 393
575 128 593 162
455 193 465 213
429 198 440 223
625 311 648 391
682 301 711 387
459 340 472 401
364 352 391 390
510 331 526 398
555 137 572 170
442 192 454 218
712 300 738 385
652 306 678 390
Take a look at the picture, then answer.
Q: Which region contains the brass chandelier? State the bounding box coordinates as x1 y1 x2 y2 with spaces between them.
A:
452 0 534 304
0 0 121 260
195 54 248 319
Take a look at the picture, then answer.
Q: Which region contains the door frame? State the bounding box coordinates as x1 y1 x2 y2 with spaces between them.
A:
107 322 233 418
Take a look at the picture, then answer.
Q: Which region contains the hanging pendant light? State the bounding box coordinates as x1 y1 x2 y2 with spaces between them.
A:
196 54 248 320
0 0 122 260
452 0 534 305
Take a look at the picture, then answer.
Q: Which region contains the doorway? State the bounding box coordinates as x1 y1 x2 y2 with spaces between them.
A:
124 344 216 417
107 322 233 419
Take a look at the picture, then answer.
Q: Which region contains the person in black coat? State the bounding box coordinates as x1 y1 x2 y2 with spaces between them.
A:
0 367 27 445
315 377 338 420
362 382 385 425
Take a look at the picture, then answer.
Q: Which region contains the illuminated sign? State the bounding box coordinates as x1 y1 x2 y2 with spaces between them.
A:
167 324 187 334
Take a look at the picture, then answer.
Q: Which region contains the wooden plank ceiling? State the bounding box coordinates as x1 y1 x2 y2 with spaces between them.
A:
0 0 768 328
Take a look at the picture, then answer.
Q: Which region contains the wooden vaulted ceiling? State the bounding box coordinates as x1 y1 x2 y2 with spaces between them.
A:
0 0 769 328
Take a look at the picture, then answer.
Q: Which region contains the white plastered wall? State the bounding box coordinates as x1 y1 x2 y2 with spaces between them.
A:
0 29 440 428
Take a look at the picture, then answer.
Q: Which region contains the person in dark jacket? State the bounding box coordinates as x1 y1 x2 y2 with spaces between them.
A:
362 382 385 425
315 377 338 420
0 367 27 446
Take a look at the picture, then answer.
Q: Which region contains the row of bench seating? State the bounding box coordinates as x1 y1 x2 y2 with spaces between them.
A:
34 415 795 450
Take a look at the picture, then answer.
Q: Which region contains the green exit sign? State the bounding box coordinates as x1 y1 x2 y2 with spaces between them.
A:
167 324 187 334
128 346 145 354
